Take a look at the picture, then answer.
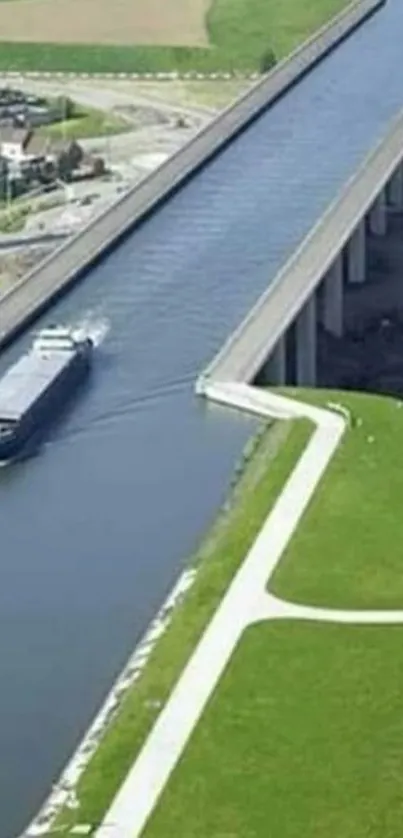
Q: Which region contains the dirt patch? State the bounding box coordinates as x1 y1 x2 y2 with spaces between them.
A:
0 246 54 291
0 0 210 46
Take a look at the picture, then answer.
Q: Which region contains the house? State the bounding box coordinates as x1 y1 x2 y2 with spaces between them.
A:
47 138 82 164
0 126 92 197
25 133 52 159
0 127 84 179
0 127 33 161
0 127 52 162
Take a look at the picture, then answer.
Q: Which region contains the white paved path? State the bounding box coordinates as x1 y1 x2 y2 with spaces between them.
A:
96 382 403 838
255 591 403 624
95 383 346 838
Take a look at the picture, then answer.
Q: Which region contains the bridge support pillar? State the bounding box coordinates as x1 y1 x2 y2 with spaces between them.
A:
387 164 403 210
266 335 287 385
368 189 387 236
296 293 316 386
322 255 343 337
346 220 366 284
258 335 286 385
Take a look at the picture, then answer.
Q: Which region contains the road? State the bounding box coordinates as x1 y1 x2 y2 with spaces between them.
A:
0 76 217 121
2 1 403 835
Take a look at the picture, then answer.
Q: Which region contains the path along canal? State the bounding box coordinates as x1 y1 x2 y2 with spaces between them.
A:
2 0 403 832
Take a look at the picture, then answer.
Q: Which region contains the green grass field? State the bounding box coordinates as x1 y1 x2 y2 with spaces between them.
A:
0 0 348 73
123 388 403 838
39 106 129 140
49 417 312 834
270 389 403 609
44 387 403 836
143 621 403 838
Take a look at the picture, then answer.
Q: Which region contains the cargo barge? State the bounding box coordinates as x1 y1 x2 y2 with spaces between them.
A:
0 325 93 462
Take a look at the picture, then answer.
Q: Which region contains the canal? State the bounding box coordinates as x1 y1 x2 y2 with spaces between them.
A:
2 0 403 833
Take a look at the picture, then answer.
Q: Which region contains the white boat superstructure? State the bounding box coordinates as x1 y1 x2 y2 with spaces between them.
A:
33 326 78 355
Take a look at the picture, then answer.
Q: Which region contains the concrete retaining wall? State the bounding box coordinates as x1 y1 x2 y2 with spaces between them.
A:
0 0 385 349
196 109 403 387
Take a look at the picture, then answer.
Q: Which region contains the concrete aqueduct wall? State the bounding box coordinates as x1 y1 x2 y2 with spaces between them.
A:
0 0 385 350
196 111 403 394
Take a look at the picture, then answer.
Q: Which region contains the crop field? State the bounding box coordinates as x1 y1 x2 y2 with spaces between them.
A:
0 0 209 45
0 0 348 73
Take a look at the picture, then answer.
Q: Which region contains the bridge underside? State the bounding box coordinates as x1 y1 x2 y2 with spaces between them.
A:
257 162 403 391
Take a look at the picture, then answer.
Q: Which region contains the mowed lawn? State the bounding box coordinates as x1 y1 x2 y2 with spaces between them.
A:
143 621 403 838
49 418 312 834
140 389 403 838
271 390 403 609
0 0 349 72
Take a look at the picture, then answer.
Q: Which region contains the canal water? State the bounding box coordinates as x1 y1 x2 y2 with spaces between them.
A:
2 0 403 832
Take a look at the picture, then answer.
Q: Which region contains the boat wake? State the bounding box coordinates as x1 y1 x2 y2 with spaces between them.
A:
70 312 110 347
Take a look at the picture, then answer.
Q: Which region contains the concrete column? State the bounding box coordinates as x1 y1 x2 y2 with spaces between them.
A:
267 335 286 385
258 335 286 385
387 164 403 210
322 255 343 337
368 189 387 236
346 219 366 284
296 293 316 386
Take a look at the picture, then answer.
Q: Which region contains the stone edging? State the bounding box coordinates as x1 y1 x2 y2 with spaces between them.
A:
23 568 198 836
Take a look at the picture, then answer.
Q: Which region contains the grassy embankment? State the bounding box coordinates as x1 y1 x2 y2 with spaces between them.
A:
270 389 403 608
0 0 348 73
141 390 403 838
47 416 312 834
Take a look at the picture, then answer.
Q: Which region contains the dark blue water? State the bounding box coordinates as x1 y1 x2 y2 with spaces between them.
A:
2 1 403 834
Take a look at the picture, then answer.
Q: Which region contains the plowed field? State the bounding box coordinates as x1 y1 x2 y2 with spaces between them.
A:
0 0 210 45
